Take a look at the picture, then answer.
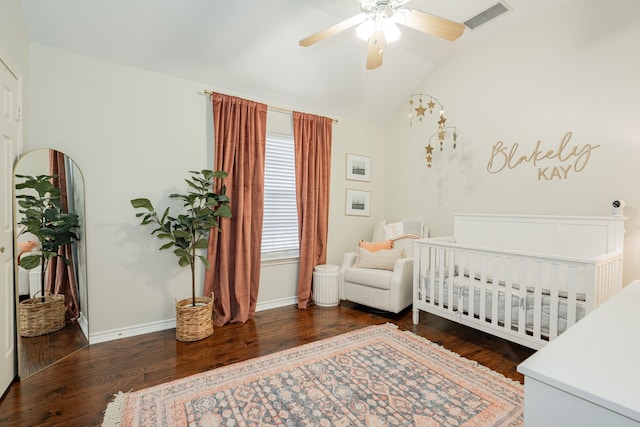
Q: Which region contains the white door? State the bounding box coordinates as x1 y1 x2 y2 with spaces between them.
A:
0 55 20 394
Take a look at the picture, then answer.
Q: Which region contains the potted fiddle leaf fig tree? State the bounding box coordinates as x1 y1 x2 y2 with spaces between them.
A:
15 174 80 337
131 169 231 342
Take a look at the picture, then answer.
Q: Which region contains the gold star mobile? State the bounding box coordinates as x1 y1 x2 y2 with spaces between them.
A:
408 94 445 127
426 127 458 167
415 104 427 117
409 94 459 168
438 114 447 128
425 144 435 168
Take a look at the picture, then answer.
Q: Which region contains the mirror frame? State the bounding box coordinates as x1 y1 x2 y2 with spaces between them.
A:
13 148 89 379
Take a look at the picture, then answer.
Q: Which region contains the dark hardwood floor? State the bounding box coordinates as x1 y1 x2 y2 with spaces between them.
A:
0 302 535 426
19 321 88 379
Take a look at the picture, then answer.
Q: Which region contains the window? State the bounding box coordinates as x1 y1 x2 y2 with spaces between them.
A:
261 132 299 260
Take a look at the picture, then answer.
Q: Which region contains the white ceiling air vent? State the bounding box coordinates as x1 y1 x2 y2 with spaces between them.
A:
464 2 509 30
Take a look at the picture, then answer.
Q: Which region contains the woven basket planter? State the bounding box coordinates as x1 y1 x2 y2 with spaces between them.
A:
19 293 65 337
175 296 214 342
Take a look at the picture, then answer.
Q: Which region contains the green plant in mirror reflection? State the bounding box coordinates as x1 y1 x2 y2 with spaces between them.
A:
15 174 80 300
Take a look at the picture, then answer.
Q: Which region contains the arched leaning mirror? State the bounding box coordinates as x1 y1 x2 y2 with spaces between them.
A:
13 149 88 379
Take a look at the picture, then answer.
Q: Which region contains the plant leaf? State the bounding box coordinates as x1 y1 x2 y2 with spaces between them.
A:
173 248 189 258
20 255 42 270
194 238 208 249
131 198 154 211
198 255 210 269
159 242 174 250
173 230 190 239
215 205 232 218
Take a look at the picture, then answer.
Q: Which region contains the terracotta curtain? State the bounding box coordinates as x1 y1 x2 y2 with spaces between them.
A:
293 112 333 309
48 150 80 321
204 93 267 326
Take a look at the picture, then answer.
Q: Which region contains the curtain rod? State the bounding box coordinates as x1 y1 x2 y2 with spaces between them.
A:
203 90 338 123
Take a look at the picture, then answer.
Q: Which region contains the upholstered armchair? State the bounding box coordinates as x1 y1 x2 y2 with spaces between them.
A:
339 219 428 313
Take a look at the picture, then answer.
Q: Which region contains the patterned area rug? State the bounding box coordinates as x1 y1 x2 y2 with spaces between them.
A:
102 324 523 426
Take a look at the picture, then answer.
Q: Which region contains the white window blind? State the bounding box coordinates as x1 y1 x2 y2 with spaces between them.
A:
261 132 299 259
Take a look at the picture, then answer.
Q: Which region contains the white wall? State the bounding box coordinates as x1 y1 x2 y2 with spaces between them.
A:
328 117 387 265
28 44 385 337
0 0 28 80
384 0 640 285
0 0 28 146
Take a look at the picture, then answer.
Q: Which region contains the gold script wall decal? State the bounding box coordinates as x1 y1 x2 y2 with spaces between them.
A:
486 132 600 180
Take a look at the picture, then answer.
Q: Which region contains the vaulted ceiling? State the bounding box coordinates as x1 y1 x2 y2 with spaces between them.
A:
20 0 574 122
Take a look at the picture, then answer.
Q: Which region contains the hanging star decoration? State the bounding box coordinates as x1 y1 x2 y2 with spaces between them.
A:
408 94 443 127
437 113 446 128
425 144 435 168
415 103 427 119
438 130 447 149
427 126 458 167
409 93 459 168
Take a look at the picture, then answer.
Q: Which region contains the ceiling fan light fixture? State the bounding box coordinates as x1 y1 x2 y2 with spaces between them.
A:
384 21 401 42
299 0 465 70
356 19 375 40
357 17 401 43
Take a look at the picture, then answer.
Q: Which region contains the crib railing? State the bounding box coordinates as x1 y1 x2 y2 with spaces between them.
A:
412 238 623 349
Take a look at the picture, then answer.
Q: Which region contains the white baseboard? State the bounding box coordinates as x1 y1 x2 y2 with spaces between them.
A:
89 296 298 345
255 296 297 312
78 311 89 340
89 318 176 344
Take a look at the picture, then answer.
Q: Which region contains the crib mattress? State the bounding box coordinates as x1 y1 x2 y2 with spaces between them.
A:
420 274 586 336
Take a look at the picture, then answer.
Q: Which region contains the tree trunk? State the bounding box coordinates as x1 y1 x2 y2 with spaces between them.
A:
191 234 196 307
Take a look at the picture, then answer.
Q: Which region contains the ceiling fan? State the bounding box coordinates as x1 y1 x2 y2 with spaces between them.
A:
299 0 465 70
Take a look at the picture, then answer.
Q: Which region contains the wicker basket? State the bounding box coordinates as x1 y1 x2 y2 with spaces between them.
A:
175 296 214 342
19 293 65 337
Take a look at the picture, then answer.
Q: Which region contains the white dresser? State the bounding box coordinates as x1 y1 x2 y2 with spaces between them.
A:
517 280 640 426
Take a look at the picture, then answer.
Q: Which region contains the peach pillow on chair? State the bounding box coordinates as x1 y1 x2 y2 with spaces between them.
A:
359 240 393 252
354 247 405 271
18 240 38 253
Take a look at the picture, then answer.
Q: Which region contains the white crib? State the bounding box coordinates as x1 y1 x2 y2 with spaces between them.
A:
412 213 625 350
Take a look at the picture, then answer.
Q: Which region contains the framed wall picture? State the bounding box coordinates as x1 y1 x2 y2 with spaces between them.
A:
345 189 370 216
346 153 371 182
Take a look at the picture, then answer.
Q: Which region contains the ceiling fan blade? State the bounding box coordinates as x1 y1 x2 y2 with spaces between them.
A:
366 29 386 70
401 9 465 41
299 13 368 47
